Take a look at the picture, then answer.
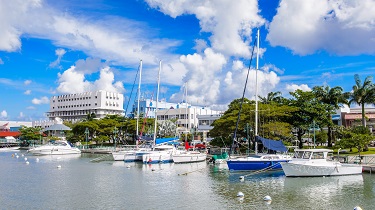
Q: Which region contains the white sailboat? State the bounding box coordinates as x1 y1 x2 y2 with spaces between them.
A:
226 29 291 171
112 60 152 161
172 82 207 163
142 60 180 164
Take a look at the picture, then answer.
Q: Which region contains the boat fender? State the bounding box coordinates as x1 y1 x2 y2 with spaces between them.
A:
354 206 363 210
263 195 272 201
148 158 152 163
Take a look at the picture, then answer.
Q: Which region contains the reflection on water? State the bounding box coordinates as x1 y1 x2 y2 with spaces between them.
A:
1 150 375 209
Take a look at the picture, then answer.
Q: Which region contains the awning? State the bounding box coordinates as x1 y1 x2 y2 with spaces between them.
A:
256 136 288 152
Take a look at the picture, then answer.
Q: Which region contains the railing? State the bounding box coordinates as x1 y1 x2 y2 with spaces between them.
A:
335 155 375 164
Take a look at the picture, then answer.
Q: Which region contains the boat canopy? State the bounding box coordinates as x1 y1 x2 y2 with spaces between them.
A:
256 136 288 152
155 137 179 145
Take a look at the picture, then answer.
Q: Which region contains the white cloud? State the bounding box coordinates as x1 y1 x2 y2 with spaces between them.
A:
31 96 49 105
56 65 124 94
24 80 31 85
1 110 8 118
26 106 36 110
49 48 66 68
145 0 265 57
286 84 311 92
24 90 31 95
267 0 375 55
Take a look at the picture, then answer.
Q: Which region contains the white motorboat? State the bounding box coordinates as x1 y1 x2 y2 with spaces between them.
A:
173 151 207 163
280 148 362 177
28 140 81 155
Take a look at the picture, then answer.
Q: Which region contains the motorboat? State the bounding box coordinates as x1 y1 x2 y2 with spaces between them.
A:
172 151 207 163
27 140 81 155
227 154 292 171
280 148 363 177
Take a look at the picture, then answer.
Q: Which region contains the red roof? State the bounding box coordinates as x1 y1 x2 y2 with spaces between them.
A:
0 131 21 138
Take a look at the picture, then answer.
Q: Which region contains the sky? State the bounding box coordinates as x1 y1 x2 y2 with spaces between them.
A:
0 0 375 122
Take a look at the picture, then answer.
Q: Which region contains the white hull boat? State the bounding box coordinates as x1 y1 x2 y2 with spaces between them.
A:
173 151 207 163
112 148 151 161
28 140 81 155
281 149 362 177
142 145 181 164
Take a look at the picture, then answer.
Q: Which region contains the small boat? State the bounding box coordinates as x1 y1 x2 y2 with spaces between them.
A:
173 149 207 163
112 147 152 161
280 148 363 177
27 140 81 155
227 153 292 171
142 144 180 164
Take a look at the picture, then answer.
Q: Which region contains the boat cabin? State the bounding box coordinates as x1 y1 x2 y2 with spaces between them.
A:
293 149 333 160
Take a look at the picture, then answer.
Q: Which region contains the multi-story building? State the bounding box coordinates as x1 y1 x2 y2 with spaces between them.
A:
340 107 375 133
196 114 223 142
45 90 124 123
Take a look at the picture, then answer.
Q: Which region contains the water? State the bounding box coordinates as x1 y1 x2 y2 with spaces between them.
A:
1 151 375 210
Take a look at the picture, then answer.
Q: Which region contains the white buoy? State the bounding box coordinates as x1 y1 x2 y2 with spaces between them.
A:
36 158 40 162
24 157 28 161
237 191 244 197
126 165 131 168
151 168 155 171
57 165 62 169
21 154 24 157
239 176 245 180
354 206 363 210
15 153 17 156
263 195 272 201
26 161 30 165
16 155 19 159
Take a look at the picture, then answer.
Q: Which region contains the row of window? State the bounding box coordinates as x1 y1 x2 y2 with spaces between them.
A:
54 96 120 103
157 114 193 120
54 103 96 109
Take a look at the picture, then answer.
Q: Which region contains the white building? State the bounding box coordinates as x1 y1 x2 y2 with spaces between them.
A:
45 90 124 123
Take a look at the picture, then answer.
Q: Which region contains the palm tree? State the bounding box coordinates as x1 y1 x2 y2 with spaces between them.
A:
348 74 375 127
259 91 283 104
312 86 347 147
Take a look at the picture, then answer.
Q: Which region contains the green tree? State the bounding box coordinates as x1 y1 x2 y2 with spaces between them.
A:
258 91 283 104
19 126 42 140
312 85 347 147
347 74 375 127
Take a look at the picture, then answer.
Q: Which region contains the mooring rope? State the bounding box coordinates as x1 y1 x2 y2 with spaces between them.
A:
240 162 281 177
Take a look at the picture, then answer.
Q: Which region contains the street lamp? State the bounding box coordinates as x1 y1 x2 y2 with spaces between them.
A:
84 127 89 150
113 126 118 151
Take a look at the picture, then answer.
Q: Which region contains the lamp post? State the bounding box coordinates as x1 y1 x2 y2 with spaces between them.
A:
113 126 118 151
84 127 89 150
244 123 253 155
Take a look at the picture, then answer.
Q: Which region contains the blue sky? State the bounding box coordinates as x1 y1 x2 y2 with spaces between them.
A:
0 0 374 121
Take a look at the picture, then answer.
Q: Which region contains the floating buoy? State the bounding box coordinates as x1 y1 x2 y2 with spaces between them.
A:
12 154 14 158
57 165 62 169
237 191 244 197
16 155 19 158
263 195 272 201
354 206 363 210
57 157 61 160
24 157 27 161
151 168 155 171
239 176 245 181
26 161 29 165
22 154 24 157
36 158 40 162
126 165 131 168
15 153 17 156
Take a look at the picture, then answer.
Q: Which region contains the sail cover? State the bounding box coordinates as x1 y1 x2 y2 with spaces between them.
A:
256 136 288 152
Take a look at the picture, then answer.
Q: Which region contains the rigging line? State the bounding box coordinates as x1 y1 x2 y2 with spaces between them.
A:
229 34 258 156
124 64 140 117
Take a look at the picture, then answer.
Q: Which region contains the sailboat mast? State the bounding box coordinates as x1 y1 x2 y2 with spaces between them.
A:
153 60 161 145
136 60 142 149
185 82 188 144
255 29 259 155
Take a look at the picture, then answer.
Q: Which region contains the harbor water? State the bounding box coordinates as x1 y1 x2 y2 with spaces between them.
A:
1 150 375 210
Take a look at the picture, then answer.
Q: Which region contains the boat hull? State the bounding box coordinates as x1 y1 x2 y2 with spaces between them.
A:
28 148 81 155
173 152 207 163
227 159 289 171
281 162 363 177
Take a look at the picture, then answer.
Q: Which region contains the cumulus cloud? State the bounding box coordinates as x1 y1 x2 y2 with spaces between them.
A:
145 0 265 57
49 48 66 68
1 110 8 118
267 0 375 55
56 65 124 94
32 96 49 105
286 84 311 92
24 90 31 95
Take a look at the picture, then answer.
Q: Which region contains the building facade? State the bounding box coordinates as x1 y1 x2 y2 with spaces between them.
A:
46 90 124 123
